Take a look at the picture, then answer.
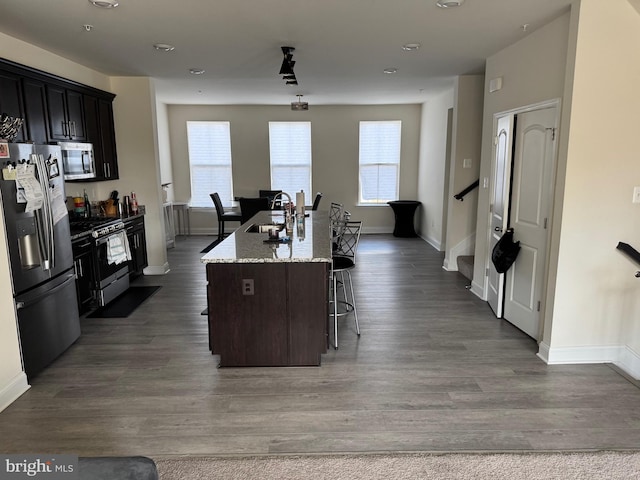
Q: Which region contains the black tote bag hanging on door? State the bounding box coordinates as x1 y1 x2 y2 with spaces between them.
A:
491 229 521 274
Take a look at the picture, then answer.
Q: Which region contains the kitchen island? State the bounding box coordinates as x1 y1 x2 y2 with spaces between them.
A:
201 210 332 366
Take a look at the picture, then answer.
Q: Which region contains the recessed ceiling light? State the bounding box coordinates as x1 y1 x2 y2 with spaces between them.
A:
88 0 119 8
153 43 175 52
189 68 205 75
402 43 421 51
383 68 398 74
436 0 465 8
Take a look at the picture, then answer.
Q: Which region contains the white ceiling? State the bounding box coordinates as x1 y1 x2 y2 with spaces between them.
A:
0 0 572 105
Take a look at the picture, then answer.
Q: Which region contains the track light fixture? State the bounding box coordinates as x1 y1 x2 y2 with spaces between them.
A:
279 46 299 86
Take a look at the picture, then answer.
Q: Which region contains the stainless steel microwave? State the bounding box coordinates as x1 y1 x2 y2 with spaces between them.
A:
59 142 96 181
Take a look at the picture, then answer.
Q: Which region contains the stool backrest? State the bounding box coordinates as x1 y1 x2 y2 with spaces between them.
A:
333 220 362 263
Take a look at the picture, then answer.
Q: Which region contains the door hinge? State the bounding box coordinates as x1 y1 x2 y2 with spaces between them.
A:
486 268 490 277
494 135 499 146
537 301 541 312
544 218 548 229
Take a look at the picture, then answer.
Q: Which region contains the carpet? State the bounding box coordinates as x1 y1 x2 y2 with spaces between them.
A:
155 452 640 480
201 238 222 253
86 286 161 318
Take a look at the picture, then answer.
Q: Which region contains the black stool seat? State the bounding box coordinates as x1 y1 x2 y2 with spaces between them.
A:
333 256 355 270
387 200 421 237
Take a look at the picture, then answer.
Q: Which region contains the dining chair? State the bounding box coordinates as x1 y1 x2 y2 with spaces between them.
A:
330 220 362 349
311 192 323 210
259 190 282 209
210 193 242 241
239 197 271 224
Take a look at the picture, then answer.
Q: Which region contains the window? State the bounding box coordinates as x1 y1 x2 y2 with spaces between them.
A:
268 122 312 197
359 120 401 204
186 121 234 208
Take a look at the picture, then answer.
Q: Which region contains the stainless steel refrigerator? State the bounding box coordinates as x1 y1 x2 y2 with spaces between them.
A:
1 143 80 379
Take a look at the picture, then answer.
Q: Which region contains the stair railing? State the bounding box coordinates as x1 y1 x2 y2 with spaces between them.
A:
454 179 479 201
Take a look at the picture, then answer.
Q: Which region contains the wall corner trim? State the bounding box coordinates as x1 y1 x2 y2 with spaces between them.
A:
0 372 30 413
538 344 640 381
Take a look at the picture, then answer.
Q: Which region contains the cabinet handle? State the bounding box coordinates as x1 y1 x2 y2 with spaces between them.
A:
79 258 84 277
106 164 111 178
70 121 76 137
62 120 68 137
103 164 107 177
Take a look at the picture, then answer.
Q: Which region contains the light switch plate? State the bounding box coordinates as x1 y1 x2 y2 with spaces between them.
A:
463 158 472 169
633 186 640 204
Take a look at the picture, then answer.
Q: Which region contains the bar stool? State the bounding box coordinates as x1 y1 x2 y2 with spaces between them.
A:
330 220 362 349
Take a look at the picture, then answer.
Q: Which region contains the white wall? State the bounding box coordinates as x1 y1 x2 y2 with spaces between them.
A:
167 104 422 234
443 75 484 271
0 208 29 412
417 90 454 250
472 12 571 296
543 0 640 378
107 77 168 274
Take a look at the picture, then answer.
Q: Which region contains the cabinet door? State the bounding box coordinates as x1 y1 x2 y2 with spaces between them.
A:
98 98 118 179
22 79 49 146
0 71 26 142
66 89 86 140
74 249 95 313
46 84 68 140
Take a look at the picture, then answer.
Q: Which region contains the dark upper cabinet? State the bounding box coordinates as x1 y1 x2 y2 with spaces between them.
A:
46 85 86 141
21 78 49 145
84 94 118 181
0 71 26 142
0 58 118 181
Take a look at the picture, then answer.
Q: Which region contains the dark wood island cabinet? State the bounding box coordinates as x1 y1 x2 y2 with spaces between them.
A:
202 210 332 367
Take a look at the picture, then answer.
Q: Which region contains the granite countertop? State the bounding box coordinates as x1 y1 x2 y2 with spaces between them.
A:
201 210 332 264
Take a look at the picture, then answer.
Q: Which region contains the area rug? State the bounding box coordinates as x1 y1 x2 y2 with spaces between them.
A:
86 286 161 318
200 238 222 253
155 452 640 480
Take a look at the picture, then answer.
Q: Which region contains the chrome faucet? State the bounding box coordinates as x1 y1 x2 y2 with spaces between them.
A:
271 192 293 233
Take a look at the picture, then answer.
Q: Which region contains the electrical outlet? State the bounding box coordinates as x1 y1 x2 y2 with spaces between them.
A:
463 158 472 169
242 279 254 295
633 186 640 204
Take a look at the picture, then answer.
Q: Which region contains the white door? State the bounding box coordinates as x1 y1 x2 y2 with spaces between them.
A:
487 115 514 317
503 107 557 339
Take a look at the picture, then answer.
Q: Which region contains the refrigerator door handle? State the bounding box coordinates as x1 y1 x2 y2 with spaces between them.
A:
33 154 55 271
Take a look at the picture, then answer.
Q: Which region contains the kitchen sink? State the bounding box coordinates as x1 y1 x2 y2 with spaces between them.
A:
245 223 285 233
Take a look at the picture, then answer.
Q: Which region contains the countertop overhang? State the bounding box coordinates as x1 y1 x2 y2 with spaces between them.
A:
201 210 332 264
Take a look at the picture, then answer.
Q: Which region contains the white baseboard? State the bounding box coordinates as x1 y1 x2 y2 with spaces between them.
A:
537 343 640 380
615 346 640 380
469 280 486 300
143 262 171 275
0 372 29 413
419 233 442 251
443 232 476 273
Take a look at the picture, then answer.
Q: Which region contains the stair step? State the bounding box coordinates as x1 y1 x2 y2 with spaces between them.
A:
457 255 474 281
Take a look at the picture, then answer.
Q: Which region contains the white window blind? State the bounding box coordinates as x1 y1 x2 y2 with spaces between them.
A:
268 122 312 198
186 121 234 208
359 120 401 204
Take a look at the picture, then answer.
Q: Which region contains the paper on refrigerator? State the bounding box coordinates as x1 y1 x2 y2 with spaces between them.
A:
15 164 43 212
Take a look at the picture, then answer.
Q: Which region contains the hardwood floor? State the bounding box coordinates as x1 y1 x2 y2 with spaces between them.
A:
1 234 639 456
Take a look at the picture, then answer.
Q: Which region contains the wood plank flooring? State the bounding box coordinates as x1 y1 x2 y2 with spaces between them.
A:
1 234 639 456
